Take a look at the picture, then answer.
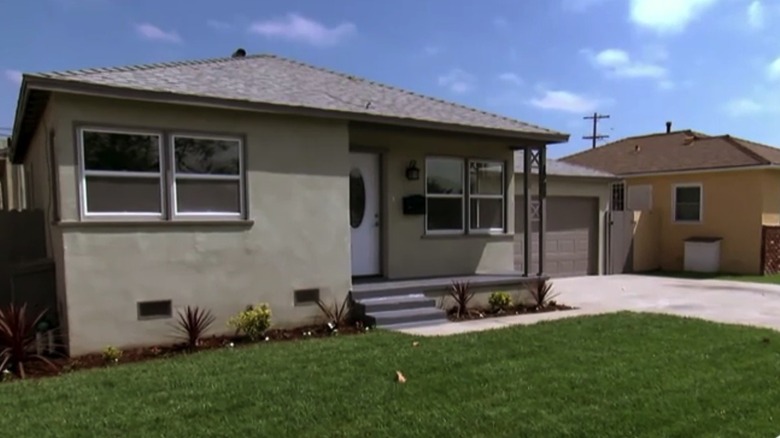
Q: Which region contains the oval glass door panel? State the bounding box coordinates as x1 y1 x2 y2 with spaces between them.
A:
350 168 366 228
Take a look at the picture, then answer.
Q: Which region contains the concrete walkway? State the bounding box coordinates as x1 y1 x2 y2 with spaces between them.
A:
399 274 780 336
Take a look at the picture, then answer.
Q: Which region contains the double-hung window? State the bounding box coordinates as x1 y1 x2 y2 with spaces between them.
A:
673 184 702 223
172 136 243 216
425 157 506 234
79 127 245 220
469 160 504 232
81 129 163 216
425 157 465 233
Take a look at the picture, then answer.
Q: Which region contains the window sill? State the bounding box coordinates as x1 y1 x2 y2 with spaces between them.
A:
421 232 514 240
57 219 255 229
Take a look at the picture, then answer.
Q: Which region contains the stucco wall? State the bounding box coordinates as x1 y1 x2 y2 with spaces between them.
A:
627 169 764 274
515 176 611 275
350 125 518 278
761 169 780 226
51 93 352 355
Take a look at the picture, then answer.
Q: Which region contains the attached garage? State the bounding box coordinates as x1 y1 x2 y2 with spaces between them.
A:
515 196 599 277
514 156 616 277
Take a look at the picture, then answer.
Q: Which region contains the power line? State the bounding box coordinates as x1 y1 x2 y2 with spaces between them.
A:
583 112 610 149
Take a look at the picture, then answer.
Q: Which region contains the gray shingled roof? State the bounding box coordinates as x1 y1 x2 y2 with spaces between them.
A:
24 54 566 140
514 151 615 178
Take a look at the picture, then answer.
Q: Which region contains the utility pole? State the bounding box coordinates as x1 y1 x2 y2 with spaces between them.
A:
583 112 610 149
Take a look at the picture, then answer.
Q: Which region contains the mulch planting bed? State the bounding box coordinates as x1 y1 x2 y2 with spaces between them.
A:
12 324 366 381
447 302 576 321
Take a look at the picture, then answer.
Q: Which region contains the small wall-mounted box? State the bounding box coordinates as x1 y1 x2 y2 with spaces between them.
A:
402 195 426 215
683 236 722 273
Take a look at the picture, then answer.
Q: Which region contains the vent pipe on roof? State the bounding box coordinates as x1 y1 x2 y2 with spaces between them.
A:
232 48 247 58
665 121 672 133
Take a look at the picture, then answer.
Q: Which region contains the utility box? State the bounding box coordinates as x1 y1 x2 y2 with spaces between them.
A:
683 237 722 273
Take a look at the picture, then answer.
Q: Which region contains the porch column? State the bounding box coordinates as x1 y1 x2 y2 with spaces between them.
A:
523 146 532 277
536 146 547 276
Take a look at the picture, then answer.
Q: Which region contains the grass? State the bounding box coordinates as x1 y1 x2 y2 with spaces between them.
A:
643 270 780 284
2 313 780 437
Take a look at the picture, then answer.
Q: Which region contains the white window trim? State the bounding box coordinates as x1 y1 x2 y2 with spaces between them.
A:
424 156 465 235
170 134 245 218
468 159 505 234
672 183 703 224
78 127 164 218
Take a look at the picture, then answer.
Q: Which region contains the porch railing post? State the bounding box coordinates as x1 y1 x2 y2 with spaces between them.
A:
537 146 547 276
523 146 532 277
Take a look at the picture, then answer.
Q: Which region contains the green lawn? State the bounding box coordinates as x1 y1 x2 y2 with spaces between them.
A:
644 270 780 284
2 313 780 437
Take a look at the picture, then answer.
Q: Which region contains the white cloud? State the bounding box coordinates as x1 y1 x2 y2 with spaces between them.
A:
561 0 612 12
629 0 719 34
768 57 780 80
583 48 669 86
724 98 765 116
747 1 765 29
438 69 476 94
135 23 182 43
207 19 233 31
498 72 523 86
529 90 602 113
4 69 22 85
249 13 356 47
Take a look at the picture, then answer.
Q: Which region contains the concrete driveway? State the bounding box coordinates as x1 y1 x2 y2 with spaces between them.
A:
555 274 780 331
400 274 780 337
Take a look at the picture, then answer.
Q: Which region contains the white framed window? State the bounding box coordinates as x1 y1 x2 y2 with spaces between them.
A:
672 183 702 223
78 127 246 221
468 160 504 233
79 128 163 217
171 135 243 217
425 157 465 233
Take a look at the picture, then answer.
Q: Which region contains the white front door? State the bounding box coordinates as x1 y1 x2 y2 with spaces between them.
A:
350 152 381 276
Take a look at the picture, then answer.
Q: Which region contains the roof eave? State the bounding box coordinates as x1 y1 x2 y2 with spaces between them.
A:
617 163 780 178
15 77 569 158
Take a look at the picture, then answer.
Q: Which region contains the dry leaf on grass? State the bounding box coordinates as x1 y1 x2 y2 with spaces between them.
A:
395 370 406 383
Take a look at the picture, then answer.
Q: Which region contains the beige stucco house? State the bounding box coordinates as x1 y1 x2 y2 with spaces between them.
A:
0 137 27 211
8 51 570 354
561 124 780 275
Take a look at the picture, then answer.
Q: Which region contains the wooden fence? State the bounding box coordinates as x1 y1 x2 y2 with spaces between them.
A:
0 210 58 325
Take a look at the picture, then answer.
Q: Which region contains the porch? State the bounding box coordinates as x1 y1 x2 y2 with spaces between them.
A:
351 273 546 296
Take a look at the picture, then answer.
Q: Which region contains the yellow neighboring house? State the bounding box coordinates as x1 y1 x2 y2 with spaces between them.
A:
561 124 780 275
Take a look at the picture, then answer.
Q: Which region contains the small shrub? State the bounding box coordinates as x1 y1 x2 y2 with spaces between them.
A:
102 346 123 364
448 281 474 319
228 303 272 341
0 303 58 378
316 295 351 328
488 291 513 312
529 278 559 308
173 306 216 350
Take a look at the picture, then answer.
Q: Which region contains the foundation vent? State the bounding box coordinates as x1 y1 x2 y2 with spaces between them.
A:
294 288 320 305
137 300 172 320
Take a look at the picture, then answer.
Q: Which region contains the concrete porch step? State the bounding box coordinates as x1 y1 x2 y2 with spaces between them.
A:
370 307 448 327
356 294 436 313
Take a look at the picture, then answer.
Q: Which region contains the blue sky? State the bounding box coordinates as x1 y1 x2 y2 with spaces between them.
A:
1 0 780 157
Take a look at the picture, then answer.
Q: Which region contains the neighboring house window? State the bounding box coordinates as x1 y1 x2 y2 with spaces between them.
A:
172 135 243 216
611 182 625 211
469 160 504 232
424 157 506 234
673 184 702 223
78 128 244 220
81 130 163 216
425 157 464 233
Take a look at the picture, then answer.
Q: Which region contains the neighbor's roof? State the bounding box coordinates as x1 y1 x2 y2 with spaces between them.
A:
11 53 568 162
513 151 614 178
560 130 780 176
